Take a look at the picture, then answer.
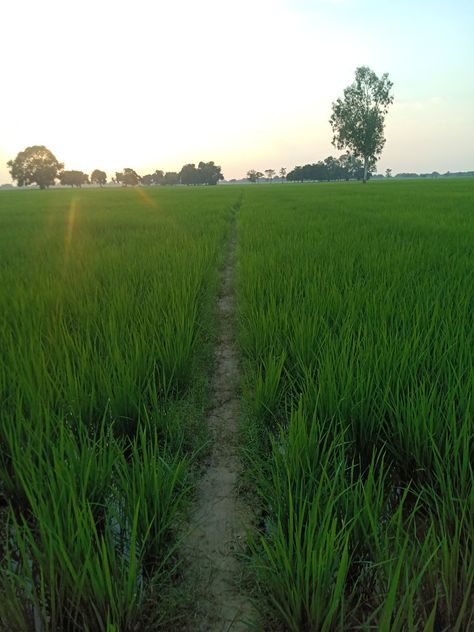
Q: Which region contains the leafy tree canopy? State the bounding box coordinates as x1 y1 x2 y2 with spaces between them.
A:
162 172 180 185
7 145 63 189
286 154 370 182
198 161 224 185
115 168 141 186
180 161 224 185
180 163 201 185
246 170 264 183
59 170 89 187
330 66 393 182
90 169 107 186
141 170 164 186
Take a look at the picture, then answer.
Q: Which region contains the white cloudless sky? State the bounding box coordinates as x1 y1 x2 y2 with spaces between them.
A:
0 0 473 182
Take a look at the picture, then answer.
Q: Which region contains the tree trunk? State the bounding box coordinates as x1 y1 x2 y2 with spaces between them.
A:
363 157 368 184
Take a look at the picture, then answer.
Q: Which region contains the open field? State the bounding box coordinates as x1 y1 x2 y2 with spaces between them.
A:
0 180 473 630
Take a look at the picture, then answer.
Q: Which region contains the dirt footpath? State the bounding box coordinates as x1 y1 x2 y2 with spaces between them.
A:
182 214 256 631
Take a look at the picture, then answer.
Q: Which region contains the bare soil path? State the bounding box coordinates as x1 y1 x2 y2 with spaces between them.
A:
182 205 256 631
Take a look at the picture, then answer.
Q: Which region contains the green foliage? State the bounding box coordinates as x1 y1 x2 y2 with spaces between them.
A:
162 171 180 185
7 145 64 189
59 169 89 187
141 170 164 186
179 161 224 185
330 66 393 181
286 153 368 182
246 169 264 183
91 169 108 186
115 168 141 186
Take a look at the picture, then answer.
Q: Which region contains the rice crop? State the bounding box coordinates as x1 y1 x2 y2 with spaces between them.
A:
237 179 474 630
0 186 238 630
1 179 472 630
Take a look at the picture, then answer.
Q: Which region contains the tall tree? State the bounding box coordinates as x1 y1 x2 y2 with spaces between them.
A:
197 161 224 185
180 163 200 185
330 66 393 183
162 172 180 185
91 169 107 186
264 169 276 182
7 145 63 189
323 156 340 181
279 167 287 181
151 170 164 185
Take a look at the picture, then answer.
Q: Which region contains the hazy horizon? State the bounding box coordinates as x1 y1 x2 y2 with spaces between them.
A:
1 0 473 184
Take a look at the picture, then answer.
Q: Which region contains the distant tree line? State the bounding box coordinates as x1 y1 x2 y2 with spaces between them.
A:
6 146 224 189
286 154 371 182
246 168 287 183
392 171 474 179
58 169 108 187
115 162 223 186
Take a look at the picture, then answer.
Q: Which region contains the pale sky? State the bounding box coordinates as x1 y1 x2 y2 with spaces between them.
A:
1 0 473 183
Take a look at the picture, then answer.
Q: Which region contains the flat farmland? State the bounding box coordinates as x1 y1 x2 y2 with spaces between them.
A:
0 180 472 630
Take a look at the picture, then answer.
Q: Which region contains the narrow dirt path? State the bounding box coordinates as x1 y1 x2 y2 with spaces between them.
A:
183 203 256 631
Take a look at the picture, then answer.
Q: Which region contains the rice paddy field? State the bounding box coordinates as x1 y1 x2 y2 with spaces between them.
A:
0 179 473 630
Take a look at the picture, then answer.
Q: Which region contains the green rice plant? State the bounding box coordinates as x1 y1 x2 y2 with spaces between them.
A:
415 491 474 630
117 424 191 576
0 414 196 631
1 499 144 631
360 508 472 632
245 352 287 422
249 405 352 630
253 493 351 632
1 412 117 528
0 421 134 630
